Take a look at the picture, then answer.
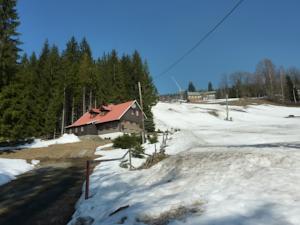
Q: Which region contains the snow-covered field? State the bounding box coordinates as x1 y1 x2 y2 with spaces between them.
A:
0 134 80 151
0 158 39 186
69 102 300 225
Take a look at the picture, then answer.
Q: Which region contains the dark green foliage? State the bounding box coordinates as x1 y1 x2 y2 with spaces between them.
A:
132 144 145 158
147 132 158 144
0 1 157 141
0 38 157 141
188 81 196 92
0 0 21 89
286 75 299 102
208 81 213 91
113 134 142 149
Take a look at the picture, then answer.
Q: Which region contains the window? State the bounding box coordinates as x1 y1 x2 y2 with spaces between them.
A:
136 110 139 116
81 126 84 132
75 127 78 133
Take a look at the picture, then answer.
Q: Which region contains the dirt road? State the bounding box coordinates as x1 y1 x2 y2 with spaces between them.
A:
0 138 108 225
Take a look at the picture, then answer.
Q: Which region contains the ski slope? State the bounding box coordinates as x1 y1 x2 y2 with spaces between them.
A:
69 102 300 225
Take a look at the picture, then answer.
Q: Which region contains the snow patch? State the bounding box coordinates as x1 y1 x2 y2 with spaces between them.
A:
99 132 124 140
69 102 300 225
0 158 38 186
0 134 80 151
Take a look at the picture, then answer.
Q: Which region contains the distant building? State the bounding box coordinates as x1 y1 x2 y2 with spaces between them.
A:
159 91 186 102
187 91 216 103
66 100 145 136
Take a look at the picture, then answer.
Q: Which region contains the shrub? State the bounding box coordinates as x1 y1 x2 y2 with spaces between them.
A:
148 132 158 144
113 134 141 149
132 143 145 158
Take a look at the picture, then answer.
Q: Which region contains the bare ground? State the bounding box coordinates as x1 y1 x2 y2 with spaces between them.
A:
0 138 109 225
0 138 109 161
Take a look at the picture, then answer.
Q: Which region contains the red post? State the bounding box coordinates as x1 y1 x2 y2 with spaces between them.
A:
85 160 90 200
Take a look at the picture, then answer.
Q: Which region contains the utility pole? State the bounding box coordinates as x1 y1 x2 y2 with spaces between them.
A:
138 82 145 144
61 86 66 135
171 76 183 101
225 93 229 121
280 68 285 103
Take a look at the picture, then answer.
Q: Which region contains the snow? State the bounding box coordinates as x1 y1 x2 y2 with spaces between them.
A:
0 158 39 186
0 134 80 151
99 132 124 140
69 102 300 225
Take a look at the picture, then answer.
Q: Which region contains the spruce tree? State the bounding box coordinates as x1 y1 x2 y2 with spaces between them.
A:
188 81 196 92
0 0 21 88
208 82 213 91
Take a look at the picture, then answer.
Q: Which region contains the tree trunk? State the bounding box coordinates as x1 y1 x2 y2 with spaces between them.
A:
293 87 297 103
82 86 86 114
61 87 66 135
71 96 75 124
280 70 285 103
268 69 274 98
89 89 92 109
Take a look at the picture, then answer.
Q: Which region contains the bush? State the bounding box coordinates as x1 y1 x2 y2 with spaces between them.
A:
147 132 158 144
113 134 142 149
132 143 145 158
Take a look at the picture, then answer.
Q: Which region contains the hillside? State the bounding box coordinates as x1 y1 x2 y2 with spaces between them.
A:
69 102 300 225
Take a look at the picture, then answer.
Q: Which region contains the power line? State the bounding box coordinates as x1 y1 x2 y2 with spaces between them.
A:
154 0 245 80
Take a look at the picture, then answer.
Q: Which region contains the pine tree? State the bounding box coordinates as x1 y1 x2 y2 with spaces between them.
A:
208 81 213 91
0 0 21 89
62 37 80 124
0 53 39 140
188 81 196 92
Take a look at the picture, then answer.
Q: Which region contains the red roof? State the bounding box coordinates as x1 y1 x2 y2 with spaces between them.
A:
66 100 138 128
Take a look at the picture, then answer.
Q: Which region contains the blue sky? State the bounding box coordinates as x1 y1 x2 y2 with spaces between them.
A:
17 0 300 94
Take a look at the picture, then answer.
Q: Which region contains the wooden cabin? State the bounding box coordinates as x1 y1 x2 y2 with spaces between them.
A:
65 100 145 136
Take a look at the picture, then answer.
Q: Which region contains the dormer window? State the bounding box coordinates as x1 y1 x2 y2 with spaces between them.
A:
89 109 99 118
99 105 112 116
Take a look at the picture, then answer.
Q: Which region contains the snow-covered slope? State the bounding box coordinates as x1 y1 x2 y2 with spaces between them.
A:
0 158 38 186
0 134 80 151
69 102 300 225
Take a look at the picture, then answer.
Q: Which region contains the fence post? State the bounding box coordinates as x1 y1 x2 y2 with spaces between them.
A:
129 149 133 170
85 160 90 200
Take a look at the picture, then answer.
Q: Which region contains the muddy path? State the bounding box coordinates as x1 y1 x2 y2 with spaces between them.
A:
0 159 98 225
0 138 107 225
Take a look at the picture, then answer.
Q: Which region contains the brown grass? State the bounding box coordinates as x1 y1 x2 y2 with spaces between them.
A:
221 98 300 107
137 203 203 225
207 110 219 117
0 139 110 162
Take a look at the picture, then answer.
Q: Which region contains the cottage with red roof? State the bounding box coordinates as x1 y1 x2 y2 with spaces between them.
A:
66 100 145 136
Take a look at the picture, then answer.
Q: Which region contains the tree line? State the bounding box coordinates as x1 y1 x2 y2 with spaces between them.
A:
0 0 157 141
216 58 300 103
187 81 214 92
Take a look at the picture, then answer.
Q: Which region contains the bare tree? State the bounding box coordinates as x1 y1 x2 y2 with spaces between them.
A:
255 59 277 99
219 74 229 98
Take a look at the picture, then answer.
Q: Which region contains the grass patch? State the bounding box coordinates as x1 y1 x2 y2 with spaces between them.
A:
207 110 219 117
139 152 168 169
137 202 203 225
